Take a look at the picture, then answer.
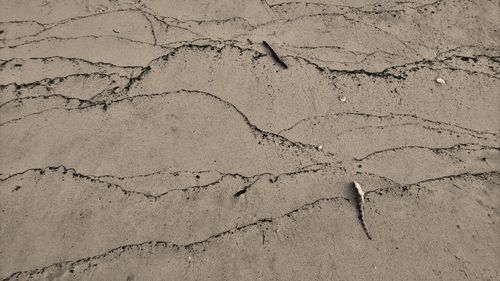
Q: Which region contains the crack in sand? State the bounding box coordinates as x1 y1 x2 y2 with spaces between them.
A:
1 163 332 199
354 143 499 161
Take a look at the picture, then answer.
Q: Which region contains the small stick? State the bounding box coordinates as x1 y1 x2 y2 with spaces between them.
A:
353 181 372 240
262 41 288 69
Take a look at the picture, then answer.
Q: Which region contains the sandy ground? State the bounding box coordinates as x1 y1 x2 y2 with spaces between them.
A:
0 0 499 280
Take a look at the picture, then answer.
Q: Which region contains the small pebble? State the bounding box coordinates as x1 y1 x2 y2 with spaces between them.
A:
339 96 347 102
317 145 323 150
188 256 192 260
436 78 446 84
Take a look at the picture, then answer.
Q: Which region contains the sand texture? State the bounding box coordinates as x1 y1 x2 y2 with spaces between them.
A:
0 0 499 280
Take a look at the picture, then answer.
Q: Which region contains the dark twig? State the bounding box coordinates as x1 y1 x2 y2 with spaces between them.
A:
262 41 288 69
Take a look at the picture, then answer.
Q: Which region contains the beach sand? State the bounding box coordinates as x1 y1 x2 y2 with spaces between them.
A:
0 0 499 280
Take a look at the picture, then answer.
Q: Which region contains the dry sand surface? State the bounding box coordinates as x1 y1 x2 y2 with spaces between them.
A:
1 0 499 280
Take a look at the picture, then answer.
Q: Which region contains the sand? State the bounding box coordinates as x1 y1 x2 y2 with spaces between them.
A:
0 0 499 280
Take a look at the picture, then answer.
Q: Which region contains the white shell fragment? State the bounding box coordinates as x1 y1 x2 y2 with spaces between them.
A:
317 145 323 150
353 180 365 198
436 78 446 84
339 96 347 102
